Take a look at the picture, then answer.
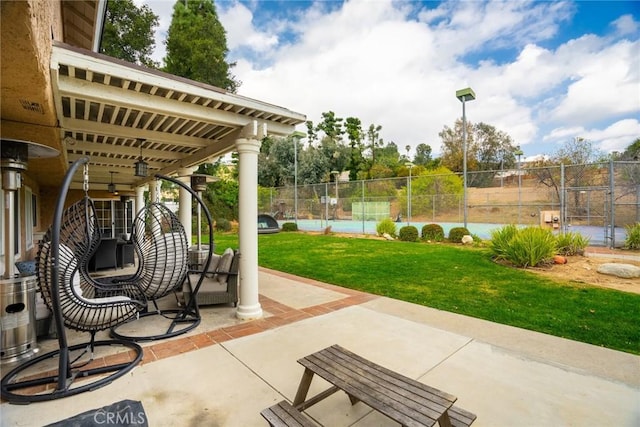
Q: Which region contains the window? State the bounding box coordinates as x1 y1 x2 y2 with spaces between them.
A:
93 199 133 239
32 193 37 227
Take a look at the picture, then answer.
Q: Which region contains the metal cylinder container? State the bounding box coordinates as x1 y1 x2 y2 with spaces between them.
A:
0 275 38 364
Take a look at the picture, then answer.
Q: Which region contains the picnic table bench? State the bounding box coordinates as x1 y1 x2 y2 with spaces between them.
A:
262 344 476 427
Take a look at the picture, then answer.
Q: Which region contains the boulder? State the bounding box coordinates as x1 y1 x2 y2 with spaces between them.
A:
382 233 395 241
596 263 640 279
553 255 567 264
461 235 474 245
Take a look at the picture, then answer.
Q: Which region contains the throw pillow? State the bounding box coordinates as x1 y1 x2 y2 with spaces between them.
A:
15 260 37 275
215 248 234 283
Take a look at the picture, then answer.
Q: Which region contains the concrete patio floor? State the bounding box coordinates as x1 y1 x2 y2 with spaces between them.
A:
1 267 639 426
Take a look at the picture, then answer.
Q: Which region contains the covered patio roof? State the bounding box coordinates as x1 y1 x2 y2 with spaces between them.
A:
51 42 306 192
1 0 305 193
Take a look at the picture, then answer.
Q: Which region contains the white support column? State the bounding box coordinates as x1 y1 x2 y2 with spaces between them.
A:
178 168 196 247
135 185 146 216
235 122 264 320
148 179 160 204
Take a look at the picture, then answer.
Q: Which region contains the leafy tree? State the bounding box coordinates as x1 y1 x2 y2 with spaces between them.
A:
376 141 403 172
369 163 394 179
616 138 640 161
530 137 606 213
258 136 295 187
439 120 517 187
305 120 319 146
344 117 364 180
101 0 159 68
366 124 383 171
316 111 344 143
203 178 238 221
164 0 240 91
413 143 439 168
555 136 604 165
398 166 463 217
298 146 330 185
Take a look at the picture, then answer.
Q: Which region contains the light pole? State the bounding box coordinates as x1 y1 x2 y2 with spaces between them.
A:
331 170 339 220
405 162 413 225
456 87 476 229
514 146 523 224
500 148 504 188
291 131 306 225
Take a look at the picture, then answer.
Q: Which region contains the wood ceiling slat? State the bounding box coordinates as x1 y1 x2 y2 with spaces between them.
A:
180 120 200 135
131 110 143 128
141 112 157 130
121 108 133 127
159 116 179 132
192 123 214 138
187 121 208 137
152 114 169 131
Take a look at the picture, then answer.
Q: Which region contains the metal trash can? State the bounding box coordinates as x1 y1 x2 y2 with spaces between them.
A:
1 275 38 364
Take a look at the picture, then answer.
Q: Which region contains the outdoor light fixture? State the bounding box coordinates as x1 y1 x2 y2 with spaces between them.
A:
134 139 148 177
108 171 118 195
456 87 476 229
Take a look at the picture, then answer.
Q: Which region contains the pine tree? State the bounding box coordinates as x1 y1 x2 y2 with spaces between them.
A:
164 0 240 92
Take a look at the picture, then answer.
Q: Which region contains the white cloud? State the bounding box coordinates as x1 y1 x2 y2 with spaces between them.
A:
612 14 639 36
139 0 638 158
218 2 278 52
587 119 640 153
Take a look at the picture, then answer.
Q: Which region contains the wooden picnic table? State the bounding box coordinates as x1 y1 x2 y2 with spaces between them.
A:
290 344 476 427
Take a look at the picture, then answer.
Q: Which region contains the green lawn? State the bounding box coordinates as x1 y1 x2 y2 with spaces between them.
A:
212 232 640 355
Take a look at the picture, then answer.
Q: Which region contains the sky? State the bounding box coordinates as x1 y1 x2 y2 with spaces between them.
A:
134 0 639 160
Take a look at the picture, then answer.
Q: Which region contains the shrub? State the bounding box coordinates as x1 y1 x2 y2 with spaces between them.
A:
624 222 640 250
448 227 470 243
282 222 298 232
215 218 231 232
421 224 444 241
376 218 397 237
503 226 556 268
555 231 590 256
490 224 519 260
471 234 483 245
398 226 419 242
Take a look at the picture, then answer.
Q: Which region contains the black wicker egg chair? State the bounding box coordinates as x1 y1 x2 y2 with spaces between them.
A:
1 158 146 403
109 174 214 341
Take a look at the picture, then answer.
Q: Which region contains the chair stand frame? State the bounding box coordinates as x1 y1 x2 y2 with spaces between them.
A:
1 339 143 403
108 174 215 342
110 303 201 342
1 158 144 403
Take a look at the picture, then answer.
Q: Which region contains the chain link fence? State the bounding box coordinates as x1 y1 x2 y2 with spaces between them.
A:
260 161 640 247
